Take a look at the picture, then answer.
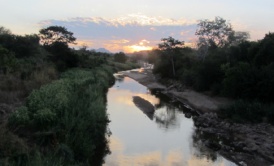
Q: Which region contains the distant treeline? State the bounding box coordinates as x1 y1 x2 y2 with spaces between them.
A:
139 17 274 124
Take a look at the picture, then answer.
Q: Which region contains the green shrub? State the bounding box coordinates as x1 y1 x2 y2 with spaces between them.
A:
26 80 72 115
9 106 30 126
33 108 57 129
8 67 113 164
220 100 266 123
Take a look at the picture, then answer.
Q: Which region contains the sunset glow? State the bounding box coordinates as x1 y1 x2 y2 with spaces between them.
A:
124 45 153 53
1 0 274 53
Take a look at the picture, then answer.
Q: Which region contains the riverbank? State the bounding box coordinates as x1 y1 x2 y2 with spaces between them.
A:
122 68 274 166
122 69 230 113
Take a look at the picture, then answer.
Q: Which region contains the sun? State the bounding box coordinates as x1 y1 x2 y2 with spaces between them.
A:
124 39 153 53
129 45 153 52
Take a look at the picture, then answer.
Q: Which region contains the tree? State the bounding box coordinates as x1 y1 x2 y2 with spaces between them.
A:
254 33 274 67
0 46 17 74
0 26 11 35
228 31 250 46
39 26 76 46
158 36 184 77
114 52 127 63
39 26 78 71
196 17 233 49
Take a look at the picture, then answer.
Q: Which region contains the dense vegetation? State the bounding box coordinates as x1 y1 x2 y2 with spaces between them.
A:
150 17 274 124
0 25 138 165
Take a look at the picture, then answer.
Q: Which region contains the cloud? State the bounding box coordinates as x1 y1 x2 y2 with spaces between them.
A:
39 14 197 52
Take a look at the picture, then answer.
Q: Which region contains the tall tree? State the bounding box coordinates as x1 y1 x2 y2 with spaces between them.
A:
158 36 184 77
39 26 76 46
196 17 233 49
0 26 11 35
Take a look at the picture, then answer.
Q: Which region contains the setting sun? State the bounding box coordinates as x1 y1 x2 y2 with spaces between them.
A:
127 45 153 53
123 39 153 53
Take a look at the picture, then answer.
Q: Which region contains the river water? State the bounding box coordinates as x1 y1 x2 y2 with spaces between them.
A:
103 74 236 166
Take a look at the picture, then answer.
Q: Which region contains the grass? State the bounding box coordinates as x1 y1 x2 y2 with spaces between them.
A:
108 61 140 71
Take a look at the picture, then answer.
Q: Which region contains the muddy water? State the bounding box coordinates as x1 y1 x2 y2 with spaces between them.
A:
103 76 236 166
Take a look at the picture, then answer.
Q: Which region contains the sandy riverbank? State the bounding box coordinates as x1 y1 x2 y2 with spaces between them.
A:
121 69 230 113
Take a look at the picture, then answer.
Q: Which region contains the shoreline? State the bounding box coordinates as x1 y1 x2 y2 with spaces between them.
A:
121 68 274 166
121 69 230 113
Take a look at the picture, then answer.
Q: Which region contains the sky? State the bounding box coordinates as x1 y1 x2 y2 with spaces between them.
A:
1 0 274 53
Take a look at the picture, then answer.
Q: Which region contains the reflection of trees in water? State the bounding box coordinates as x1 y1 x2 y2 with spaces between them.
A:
154 102 180 130
191 128 218 162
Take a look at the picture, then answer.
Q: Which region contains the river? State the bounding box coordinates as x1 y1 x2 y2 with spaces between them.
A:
103 74 236 166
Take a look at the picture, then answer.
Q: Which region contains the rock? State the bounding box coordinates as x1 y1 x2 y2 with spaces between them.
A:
204 140 221 151
185 113 191 118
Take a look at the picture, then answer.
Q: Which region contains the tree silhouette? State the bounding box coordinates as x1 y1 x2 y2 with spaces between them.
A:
39 26 76 46
158 36 184 77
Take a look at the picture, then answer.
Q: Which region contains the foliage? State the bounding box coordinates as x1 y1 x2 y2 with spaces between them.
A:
75 48 108 68
158 36 184 50
253 33 274 67
0 46 17 74
154 37 184 77
108 60 140 72
196 17 233 48
0 32 40 58
39 26 76 46
193 53 226 92
0 26 12 35
8 68 113 165
0 125 29 165
113 52 127 63
220 100 274 124
195 17 249 59
152 18 273 124
44 42 79 71
9 106 30 126
222 62 259 99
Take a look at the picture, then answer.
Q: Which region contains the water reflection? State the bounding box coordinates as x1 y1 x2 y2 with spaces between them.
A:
154 106 180 130
132 96 155 120
104 76 235 166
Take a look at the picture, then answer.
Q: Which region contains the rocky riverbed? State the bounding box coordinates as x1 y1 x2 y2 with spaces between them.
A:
121 68 274 166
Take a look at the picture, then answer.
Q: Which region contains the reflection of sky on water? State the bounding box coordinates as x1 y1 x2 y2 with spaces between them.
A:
104 77 236 166
112 77 149 94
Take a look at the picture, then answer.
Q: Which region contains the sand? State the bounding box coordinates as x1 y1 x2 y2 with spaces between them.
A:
122 69 230 113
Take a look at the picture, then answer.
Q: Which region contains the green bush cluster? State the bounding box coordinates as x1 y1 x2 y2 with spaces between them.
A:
8 67 113 165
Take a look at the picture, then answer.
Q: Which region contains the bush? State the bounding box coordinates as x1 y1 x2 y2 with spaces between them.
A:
222 62 259 99
114 52 127 63
33 108 57 128
220 100 274 123
8 67 113 164
9 106 30 126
